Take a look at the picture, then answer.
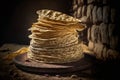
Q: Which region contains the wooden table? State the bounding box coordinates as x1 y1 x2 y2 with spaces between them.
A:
0 43 94 80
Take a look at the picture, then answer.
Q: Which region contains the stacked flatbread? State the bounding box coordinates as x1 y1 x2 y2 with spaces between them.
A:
28 9 86 63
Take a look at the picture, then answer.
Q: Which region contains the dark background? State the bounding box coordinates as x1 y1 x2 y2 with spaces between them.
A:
0 0 73 46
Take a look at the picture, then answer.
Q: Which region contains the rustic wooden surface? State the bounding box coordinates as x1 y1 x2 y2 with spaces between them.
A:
0 43 94 80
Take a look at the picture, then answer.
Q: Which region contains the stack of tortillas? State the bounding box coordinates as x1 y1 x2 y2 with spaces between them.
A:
28 9 86 63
